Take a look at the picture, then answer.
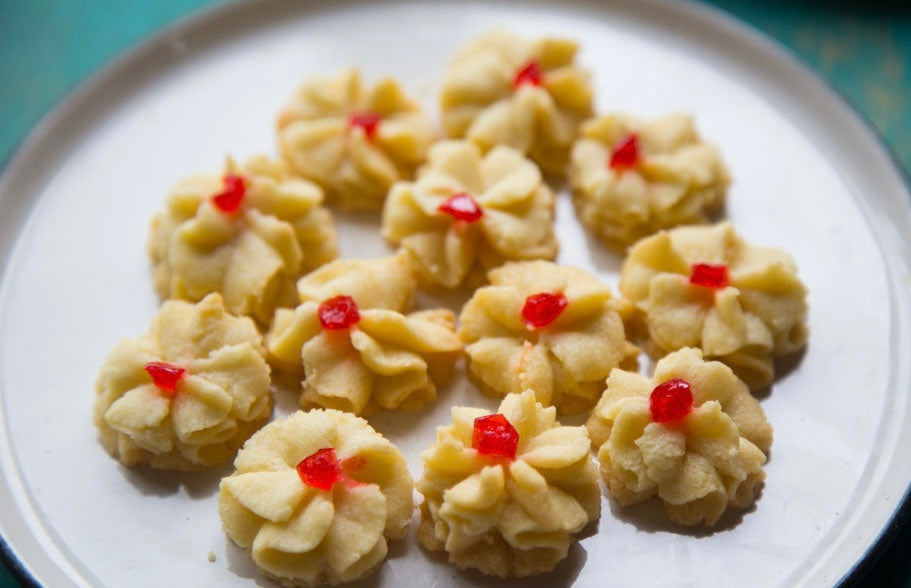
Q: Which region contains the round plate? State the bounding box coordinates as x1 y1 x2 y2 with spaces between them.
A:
1 1 910 586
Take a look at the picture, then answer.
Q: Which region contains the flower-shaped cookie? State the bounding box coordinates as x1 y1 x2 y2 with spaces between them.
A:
416 390 600 578
570 113 729 248
94 293 272 470
219 409 413 587
278 68 436 210
440 31 593 177
266 253 462 415
382 140 557 289
586 348 772 526
619 222 809 389
458 260 637 414
149 156 338 326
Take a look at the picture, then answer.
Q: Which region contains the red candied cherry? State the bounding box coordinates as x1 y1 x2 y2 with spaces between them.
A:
438 192 483 223
348 111 382 140
144 361 185 398
513 60 544 88
472 414 519 460
318 295 360 330
650 378 694 423
339 455 368 488
340 454 367 474
689 263 729 289
521 292 568 329
609 133 640 170
297 448 341 491
212 174 246 214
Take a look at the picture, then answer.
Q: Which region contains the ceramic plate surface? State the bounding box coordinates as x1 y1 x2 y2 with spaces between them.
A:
1 1 910 586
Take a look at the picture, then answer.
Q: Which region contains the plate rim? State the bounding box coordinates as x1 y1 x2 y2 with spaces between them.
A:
0 0 909 586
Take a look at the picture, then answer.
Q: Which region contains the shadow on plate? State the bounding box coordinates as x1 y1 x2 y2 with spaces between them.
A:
581 227 625 276
749 344 808 401
369 361 483 441
270 371 306 415
605 483 762 537
120 461 231 499
449 542 589 587
224 531 408 588
774 344 807 384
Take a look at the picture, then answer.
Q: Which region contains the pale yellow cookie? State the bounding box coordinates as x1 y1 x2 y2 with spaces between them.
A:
219 409 413 587
440 31 593 177
149 155 338 326
266 253 462 415
293 250 417 315
458 260 637 414
381 140 557 289
619 222 809 389
570 113 729 248
586 348 772 526
94 293 272 470
278 68 435 210
416 390 600 578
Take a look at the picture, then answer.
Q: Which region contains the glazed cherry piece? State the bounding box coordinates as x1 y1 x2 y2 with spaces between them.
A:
339 455 368 488
609 133 640 170
318 295 360 330
690 263 729 289
340 454 367 474
348 111 382 140
212 174 246 214
513 60 544 88
650 379 694 423
521 292 568 329
144 361 185 397
438 192 483 223
297 448 341 491
472 414 519 460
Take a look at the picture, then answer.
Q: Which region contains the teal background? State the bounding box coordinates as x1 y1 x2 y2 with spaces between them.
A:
0 0 909 586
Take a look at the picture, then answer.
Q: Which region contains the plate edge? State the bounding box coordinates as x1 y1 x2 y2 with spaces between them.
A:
0 0 909 586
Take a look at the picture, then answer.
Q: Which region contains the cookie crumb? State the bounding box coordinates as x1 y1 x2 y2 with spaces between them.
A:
207 551 216 563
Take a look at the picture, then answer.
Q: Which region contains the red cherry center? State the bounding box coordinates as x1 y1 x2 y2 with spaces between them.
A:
212 174 246 214
472 414 519 460
144 361 185 397
438 192 483 223
521 292 568 329
348 111 382 140
609 133 640 169
340 455 367 474
297 448 341 491
513 60 544 88
690 263 729 289
318 295 361 330
650 379 694 423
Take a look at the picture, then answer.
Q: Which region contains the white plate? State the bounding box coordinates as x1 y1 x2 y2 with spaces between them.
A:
1 1 910 586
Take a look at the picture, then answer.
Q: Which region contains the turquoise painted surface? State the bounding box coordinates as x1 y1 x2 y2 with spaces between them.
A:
2 0 911 169
0 0 221 166
0 560 13 587
0 1 909 587
710 0 911 172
